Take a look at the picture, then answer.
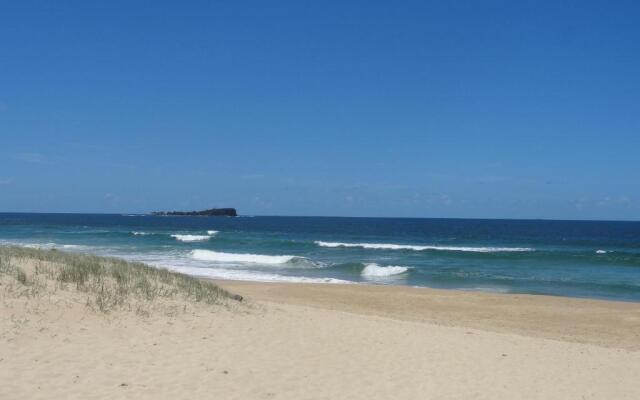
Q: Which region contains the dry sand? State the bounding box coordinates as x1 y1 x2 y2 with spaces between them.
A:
217 280 640 350
2 257 640 399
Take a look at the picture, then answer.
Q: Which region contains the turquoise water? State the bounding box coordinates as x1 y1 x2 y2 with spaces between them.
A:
1 213 639 301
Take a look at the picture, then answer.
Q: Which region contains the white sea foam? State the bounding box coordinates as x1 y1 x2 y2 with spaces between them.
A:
22 243 54 249
315 241 533 252
207 230 219 236
159 264 351 284
361 263 409 277
191 249 300 265
4 242 90 251
118 252 341 283
171 234 211 242
596 249 608 254
61 244 87 249
131 231 151 236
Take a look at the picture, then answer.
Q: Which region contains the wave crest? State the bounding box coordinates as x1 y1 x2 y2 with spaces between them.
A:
190 249 320 267
315 241 533 253
172 234 211 242
361 263 409 277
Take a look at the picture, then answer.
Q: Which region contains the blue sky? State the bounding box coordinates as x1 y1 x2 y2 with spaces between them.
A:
1 1 639 219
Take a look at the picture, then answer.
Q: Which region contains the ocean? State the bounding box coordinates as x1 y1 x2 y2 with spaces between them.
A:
1 213 639 301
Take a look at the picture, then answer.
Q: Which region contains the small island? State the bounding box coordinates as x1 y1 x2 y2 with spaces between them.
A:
151 208 237 217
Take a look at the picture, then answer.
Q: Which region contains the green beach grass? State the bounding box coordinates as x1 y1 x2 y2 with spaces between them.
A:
0 246 236 315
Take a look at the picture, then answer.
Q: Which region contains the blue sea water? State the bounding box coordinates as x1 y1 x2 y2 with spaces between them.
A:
1 213 639 302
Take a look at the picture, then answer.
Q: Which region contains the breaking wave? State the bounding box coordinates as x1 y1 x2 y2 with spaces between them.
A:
361 263 409 277
132 230 218 239
315 241 533 253
161 264 351 284
171 234 211 242
190 249 321 267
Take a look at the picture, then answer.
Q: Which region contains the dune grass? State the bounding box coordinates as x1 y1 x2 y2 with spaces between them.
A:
0 246 236 314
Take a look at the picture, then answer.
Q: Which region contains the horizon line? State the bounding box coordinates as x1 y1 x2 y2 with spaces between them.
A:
0 211 638 223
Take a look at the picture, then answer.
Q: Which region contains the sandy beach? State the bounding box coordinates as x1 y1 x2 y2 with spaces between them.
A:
216 280 640 350
2 249 640 400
